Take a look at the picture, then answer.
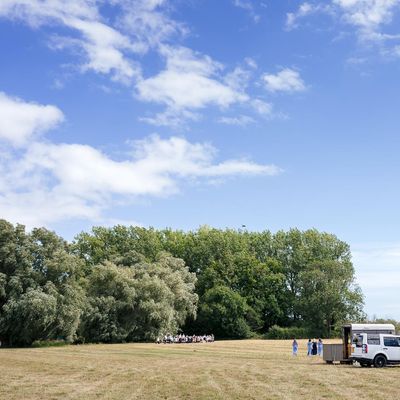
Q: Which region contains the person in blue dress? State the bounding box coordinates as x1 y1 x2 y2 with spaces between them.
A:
292 338 298 356
307 339 312 356
318 338 323 356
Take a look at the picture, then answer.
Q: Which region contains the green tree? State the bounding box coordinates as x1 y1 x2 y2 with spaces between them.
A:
0 220 85 346
73 224 363 338
79 254 198 343
73 225 163 266
298 260 364 336
196 285 252 338
270 229 353 324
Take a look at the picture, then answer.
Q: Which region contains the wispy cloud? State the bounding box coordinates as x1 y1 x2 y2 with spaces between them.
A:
233 0 260 23
250 99 273 115
286 1 400 56
0 0 188 84
286 2 334 31
218 115 256 126
117 0 187 50
0 0 143 83
334 0 399 41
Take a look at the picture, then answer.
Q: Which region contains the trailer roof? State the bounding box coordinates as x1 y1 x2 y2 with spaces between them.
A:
348 323 395 331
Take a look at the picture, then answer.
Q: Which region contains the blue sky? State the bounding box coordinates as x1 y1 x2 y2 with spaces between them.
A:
0 0 400 319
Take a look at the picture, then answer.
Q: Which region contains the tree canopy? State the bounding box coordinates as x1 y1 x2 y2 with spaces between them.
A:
0 219 365 345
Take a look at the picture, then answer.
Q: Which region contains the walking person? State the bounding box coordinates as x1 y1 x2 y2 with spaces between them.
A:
318 338 323 356
292 338 298 356
307 339 312 356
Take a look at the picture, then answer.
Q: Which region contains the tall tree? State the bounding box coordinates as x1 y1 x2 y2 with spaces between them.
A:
79 253 198 343
0 220 85 346
298 260 364 336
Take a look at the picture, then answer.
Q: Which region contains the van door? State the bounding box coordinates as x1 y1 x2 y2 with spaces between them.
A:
351 333 364 357
383 336 400 361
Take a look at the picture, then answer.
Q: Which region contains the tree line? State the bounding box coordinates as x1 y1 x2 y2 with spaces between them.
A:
0 219 365 346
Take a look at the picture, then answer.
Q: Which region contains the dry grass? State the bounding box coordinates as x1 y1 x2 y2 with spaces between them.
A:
0 339 399 400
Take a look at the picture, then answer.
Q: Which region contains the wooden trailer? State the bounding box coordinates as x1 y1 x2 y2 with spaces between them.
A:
323 323 396 364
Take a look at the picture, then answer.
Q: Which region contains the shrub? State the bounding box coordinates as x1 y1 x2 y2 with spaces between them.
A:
265 325 309 339
32 339 68 348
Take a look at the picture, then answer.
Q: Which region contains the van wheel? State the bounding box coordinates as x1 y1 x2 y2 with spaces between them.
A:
374 355 387 368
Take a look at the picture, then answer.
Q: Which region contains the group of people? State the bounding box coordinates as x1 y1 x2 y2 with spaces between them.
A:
292 338 323 356
156 334 215 344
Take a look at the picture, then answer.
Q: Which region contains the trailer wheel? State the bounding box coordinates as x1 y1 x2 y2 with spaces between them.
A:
374 355 387 368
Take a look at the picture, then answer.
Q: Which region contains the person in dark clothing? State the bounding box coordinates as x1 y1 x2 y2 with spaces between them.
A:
312 340 318 355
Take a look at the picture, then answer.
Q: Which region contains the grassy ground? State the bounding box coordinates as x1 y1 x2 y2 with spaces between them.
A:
0 339 399 400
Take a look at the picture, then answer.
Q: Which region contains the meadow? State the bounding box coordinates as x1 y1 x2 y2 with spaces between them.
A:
1 339 399 400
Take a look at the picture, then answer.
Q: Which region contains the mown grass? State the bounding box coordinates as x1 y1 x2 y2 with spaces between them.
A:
0 339 399 400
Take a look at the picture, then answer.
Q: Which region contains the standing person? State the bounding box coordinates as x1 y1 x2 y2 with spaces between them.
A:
312 339 317 356
318 338 323 356
292 338 298 356
307 339 312 356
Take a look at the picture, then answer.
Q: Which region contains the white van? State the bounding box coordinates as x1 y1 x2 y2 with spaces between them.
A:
350 333 400 367
323 323 395 364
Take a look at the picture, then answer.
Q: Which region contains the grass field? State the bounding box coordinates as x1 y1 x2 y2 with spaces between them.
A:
1 339 399 400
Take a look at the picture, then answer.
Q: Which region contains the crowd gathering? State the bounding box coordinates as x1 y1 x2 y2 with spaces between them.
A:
291 338 323 356
156 334 215 344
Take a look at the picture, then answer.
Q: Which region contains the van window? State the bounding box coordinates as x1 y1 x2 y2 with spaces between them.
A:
353 334 363 347
367 335 380 345
383 337 400 347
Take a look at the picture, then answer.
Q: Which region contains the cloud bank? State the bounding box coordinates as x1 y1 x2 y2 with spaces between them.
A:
286 1 400 55
0 92 282 228
0 0 304 127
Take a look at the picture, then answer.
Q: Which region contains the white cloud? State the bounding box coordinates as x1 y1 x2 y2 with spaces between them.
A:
0 1 282 126
218 115 256 126
0 1 298 126
0 136 281 227
0 0 146 83
333 0 399 35
136 47 282 125
332 0 400 55
286 2 334 30
262 68 306 93
224 67 252 92
136 46 249 126
139 108 199 128
116 0 187 51
287 1 400 45
0 92 282 227
61 17 141 83
0 92 64 147
0 0 190 85
251 99 273 115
